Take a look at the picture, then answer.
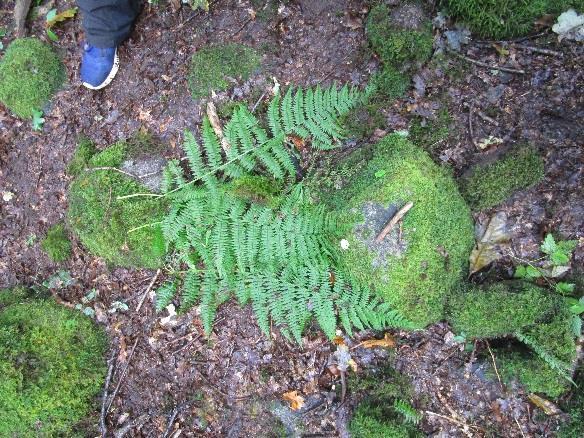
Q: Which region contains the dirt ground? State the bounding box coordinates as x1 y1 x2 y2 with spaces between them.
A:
0 0 582 436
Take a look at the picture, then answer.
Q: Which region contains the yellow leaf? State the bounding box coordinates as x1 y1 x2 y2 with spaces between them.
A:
283 391 305 411
528 393 562 416
46 8 78 28
361 333 396 349
348 359 358 372
469 212 511 274
332 336 345 345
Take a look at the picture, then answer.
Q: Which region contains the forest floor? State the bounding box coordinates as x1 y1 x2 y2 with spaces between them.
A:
0 0 583 436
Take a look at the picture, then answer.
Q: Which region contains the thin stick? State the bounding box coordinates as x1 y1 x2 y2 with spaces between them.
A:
251 91 268 114
85 167 137 179
127 220 163 234
462 102 499 126
485 340 504 391
425 411 477 430
513 415 527 438
113 414 148 438
162 406 181 438
468 103 478 149
340 370 347 403
449 50 526 74
375 202 414 243
100 351 117 438
136 269 161 312
107 338 140 412
514 45 562 57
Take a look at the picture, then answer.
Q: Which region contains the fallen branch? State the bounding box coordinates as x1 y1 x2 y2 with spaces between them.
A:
449 50 526 74
486 340 504 391
85 167 138 179
462 102 499 126
514 44 563 57
467 104 478 149
136 269 161 312
113 414 148 438
162 406 181 438
100 350 117 438
375 202 414 243
106 338 140 412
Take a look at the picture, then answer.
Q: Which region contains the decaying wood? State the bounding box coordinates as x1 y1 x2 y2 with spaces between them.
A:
206 101 231 153
14 0 32 37
375 202 414 243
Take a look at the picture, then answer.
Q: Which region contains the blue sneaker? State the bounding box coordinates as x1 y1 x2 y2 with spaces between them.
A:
80 43 119 90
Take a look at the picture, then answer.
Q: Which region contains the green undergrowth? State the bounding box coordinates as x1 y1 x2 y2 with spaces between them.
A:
558 368 584 437
409 107 452 152
0 287 107 436
461 145 544 211
188 43 260 100
67 139 166 268
308 134 474 327
41 222 72 262
349 365 423 437
449 281 578 397
441 0 584 40
0 37 65 118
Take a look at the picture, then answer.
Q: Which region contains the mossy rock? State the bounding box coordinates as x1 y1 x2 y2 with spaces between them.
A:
41 222 72 262
188 43 261 100
460 145 544 211
307 135 474 327
0 38 65 118
67 140 166 268
349 403 422 438
0 288 107 436
442 0 584 40
449 281 578 397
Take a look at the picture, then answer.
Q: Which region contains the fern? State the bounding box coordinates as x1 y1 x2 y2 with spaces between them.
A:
155 281 176 312
393 399 422 425
157 84 409 342
515 330 575 385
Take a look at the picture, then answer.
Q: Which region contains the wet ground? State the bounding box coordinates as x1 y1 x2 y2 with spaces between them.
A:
0 0 582 436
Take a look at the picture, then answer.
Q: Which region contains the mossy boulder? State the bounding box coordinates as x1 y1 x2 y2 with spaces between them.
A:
0 287 107 436
442 0 584 40
67 140 166 268
41 222 72 262
449 281 578 397
0 38 65 118
460 145 544 211
307 135 474 327
349 402 422 438
188 43 260 100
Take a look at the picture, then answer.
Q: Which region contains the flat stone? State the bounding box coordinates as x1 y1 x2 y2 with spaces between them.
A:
120 156 167 193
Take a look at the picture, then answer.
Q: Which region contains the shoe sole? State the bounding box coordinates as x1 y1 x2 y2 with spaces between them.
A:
82 49 120 90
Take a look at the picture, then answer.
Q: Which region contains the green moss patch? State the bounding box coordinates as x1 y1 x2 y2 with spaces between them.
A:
442 0 583 40
188 43 261 100
67 141 166 268
461 145 544 211
0 38 65 118
0 289 107 436
41 222 72 262
308 135 474 327
409 108 452 152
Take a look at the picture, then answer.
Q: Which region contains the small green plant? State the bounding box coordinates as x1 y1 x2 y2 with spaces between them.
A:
67 136 97 176
558 369 584 437
188 43 260 100
442 0 583 40
67 140 167 268
31 108 45 131
41 222 72 262
393 399 422 425
461 145 544 210
0 288 107 436
0 38 65 118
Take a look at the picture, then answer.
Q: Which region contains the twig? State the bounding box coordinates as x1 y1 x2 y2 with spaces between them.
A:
375 202 414 243
462 102 499 126
449 50 526 74
514 44 563 57
107 338 140 412
234 16 254 35
425 411 478 430
485 340 504 391
162 406 181 438
100 351 117 438
85 166 138 179
136 269 161 312
113 414 148 438
340 370 347 403
251 91 268 114
513 415 527 438
468 103 478 149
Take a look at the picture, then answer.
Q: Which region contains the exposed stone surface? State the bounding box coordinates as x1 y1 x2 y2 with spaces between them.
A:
120 156 167 193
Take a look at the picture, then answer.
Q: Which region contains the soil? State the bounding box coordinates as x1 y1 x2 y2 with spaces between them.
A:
0 0 582 437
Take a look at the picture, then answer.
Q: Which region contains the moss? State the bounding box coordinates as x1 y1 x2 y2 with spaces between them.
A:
227 175 283 206
67 143 167 268
41 223 72 262
366 4 433 72
442 0 584 40
0 291 107 436
409 108 452 152
349 403 420 438
448 282 558 339
341 101 387 140
370 67 410 100
308 135 474 327
558 368 584 437
461 145 545 211
188 43 261 100
0 38 65 118
67 136 97 177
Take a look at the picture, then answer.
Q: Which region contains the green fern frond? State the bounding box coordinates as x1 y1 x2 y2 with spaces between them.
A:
155 281 176 312
393 399 422 425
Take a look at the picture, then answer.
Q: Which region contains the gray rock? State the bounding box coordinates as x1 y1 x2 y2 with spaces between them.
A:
120 156 167 193
390 3 427 31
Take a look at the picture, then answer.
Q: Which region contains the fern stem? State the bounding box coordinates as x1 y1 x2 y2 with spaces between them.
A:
127 220 164 234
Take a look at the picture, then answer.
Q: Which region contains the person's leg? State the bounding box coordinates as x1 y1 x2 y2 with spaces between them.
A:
78 0 140 48
77 0 140 90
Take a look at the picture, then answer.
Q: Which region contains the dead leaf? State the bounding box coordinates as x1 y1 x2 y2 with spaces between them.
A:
332 335 345 345
46 7 78 28
288 134 306 152
528 393 563 415
283 390 305 410
361 332 396 349
344 14 363 30
477 135 503 150
469 212 511 274
206 102 230 153
493 44 510 56
348 359 358 372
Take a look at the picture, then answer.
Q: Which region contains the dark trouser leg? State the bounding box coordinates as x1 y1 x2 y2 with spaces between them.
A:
77 0 141 48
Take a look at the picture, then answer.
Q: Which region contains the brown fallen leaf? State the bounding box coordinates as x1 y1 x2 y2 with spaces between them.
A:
528 393 563 416
332 335 345 345
46 7 77 28
206 102 230 153
288 134 306 152
283 390 305 411
469 212 510 275
361 332 396 349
